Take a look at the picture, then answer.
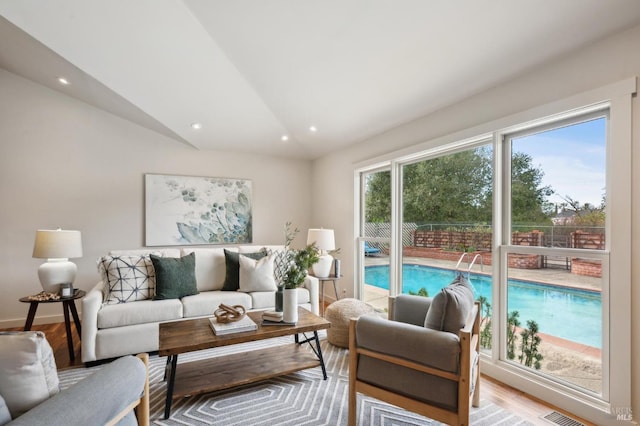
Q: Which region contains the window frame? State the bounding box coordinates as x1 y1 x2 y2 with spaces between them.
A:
353 78 635 425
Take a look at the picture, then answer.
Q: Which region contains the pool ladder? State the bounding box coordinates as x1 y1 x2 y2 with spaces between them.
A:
455 252 483 274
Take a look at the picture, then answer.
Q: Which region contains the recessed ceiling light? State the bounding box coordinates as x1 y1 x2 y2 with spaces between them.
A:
281 135 289 142
191 122 202 130
57 77 70 85
309 126 318 132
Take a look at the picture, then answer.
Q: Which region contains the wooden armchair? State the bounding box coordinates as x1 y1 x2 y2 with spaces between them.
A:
107 353 150 426
348 294 480 426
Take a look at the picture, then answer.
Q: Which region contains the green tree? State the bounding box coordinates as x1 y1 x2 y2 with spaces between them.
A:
402 148 492 223
365 148 554 225
559 195 605 226
364 171 391 223
510 152 554 224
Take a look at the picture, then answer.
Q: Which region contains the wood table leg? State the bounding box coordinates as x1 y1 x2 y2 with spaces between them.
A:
62 302 75 361
67 299 82 338
23 302 39 331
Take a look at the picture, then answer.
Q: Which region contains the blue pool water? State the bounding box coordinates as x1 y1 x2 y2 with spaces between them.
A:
365 264 602 348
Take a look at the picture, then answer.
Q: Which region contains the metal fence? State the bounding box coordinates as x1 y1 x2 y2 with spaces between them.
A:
365 222 605 250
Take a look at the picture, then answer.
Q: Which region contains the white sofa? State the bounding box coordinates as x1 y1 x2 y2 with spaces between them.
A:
81 245 319 363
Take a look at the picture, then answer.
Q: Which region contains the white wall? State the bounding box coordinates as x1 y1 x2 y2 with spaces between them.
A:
311 23 640 423
0 69 313 326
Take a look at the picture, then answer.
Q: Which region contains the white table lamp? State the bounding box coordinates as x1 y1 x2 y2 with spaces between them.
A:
307 228 335 278
32 229 83 293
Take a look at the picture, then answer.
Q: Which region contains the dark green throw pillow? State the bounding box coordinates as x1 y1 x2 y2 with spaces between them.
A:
151 252 198 300
222 249 266 291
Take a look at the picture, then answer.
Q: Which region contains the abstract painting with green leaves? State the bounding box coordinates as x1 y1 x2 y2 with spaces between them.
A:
145 174 252 246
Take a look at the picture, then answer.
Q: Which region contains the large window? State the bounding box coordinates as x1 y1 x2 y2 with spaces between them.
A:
355 80 634 424
503 114 607 395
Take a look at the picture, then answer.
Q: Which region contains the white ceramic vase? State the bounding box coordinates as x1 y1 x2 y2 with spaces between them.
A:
283 288 298 323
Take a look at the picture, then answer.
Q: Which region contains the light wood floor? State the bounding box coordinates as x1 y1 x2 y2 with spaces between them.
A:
1 321 595 426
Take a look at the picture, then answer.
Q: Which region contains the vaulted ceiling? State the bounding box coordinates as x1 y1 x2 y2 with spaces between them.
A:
2 1 640 159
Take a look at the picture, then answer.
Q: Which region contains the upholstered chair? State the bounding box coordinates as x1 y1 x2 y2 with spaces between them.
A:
348 281 480 426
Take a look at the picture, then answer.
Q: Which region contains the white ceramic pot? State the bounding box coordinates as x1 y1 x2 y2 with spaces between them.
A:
283 288 298 323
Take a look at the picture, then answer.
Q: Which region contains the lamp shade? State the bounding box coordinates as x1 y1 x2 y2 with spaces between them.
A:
306 228 335 251
33 229 83 259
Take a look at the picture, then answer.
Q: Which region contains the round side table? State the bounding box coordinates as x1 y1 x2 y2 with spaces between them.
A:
19 289 86 361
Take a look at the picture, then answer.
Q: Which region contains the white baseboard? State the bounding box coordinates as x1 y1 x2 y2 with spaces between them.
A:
0 313 66 329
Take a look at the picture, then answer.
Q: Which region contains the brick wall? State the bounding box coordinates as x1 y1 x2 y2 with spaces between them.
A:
571 258 602 277
507 253 541 269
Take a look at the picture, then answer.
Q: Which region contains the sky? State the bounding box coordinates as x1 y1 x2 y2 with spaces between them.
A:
512 117 606 208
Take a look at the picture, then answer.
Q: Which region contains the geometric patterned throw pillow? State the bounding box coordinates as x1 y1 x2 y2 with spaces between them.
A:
97 255 156 304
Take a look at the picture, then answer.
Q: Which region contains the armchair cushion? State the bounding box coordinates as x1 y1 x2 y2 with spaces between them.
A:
0 332 59 418
424 274 475 333
390 294 433 326
7 355 146 426
355 315 463 411
356 315 460 373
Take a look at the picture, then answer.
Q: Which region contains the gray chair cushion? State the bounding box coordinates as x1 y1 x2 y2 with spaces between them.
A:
424 273 475 333
0 394 11 426
8 356 145 426
390 294 432 326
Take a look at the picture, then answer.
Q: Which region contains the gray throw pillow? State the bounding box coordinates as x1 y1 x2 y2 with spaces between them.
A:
151 252 198 299
424 274 475 333
222 249 266 291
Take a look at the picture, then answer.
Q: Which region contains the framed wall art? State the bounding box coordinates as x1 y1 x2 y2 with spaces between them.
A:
145 174 252 246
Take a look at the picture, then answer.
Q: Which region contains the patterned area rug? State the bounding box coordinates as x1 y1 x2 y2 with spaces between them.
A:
58 334 534 425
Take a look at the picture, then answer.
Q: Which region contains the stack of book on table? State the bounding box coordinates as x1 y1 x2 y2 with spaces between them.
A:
261 310 296 325
209 315 257 335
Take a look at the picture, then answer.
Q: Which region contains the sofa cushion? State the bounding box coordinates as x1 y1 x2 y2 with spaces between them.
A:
222 249 266 291
181 247 233 291
181 291 253 318
239 253 277 292
151 252 199 300
424 273 475 333
0 331 59 418
97 299 183 329
98 255 157 304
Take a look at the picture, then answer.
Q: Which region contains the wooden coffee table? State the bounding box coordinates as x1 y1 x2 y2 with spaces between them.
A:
159 307 331 419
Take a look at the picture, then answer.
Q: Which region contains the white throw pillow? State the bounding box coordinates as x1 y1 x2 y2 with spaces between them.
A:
0 331 59 418
238 253 277 292
98 255 156 304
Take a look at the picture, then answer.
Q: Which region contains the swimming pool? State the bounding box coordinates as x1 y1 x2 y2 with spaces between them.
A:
365 264 602 348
